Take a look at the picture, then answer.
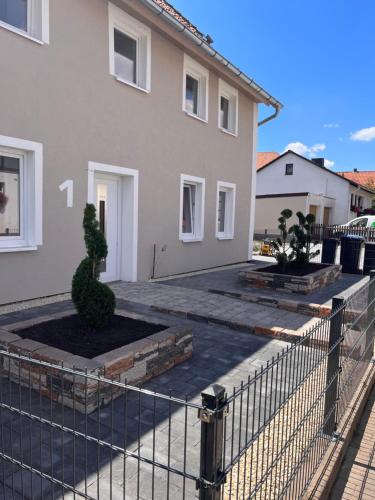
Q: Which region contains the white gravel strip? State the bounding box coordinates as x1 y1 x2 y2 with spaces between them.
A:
0 293 70 316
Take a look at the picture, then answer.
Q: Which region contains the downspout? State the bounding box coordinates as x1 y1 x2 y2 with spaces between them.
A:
257 104 280 127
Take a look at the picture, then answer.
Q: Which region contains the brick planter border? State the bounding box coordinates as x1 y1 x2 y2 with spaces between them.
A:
0 309 193 413
208 289 332 318
239 263 342 295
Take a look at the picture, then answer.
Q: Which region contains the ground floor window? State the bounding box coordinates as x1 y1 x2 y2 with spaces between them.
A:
0 135 43 252
0 154 21 236
180 174 205 242
216 181 236 239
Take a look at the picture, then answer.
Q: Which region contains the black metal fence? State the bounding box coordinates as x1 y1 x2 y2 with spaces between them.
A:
312 223 375 242
0 276 374 499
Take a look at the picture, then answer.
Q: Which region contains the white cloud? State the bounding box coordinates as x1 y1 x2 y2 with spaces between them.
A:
283 142 326 157
324 123 339 128
350 126 375 142
324 159 335 169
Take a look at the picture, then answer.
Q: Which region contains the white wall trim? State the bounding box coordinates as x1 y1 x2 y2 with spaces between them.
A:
108 2 151 92
88 161 139 282
0 0 49 44
218 79 239 136
0 134 43 251
182 54 209 122
179 173 205 242
216 181 236 240
248 102 258 259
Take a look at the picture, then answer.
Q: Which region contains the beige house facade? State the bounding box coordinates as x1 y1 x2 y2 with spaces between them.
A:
0 0 281 304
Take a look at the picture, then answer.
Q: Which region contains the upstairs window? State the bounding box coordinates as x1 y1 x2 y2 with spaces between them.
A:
114 29 137 85
216 181 236 239
0 0 49 43
185 75 199 115
285 163 294 175
109 3 151 92
183 55 209 122
0 0 27 31
180 174 205 242
218 79 238 135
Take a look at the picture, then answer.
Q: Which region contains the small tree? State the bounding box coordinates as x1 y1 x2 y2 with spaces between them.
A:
290 212 320 264
270 208 294 272
72 204 116 328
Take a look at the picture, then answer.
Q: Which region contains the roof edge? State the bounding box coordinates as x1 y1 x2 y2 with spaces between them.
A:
138 0 283 111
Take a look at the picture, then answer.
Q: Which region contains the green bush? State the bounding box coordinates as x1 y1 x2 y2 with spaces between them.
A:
290 212 320 264
270 208 294 273
72 204 116 328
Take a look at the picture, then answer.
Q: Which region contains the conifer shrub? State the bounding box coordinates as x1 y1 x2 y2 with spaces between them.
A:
72 204 116 328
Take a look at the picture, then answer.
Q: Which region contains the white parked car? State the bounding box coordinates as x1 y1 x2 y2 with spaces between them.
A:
344 216 375 229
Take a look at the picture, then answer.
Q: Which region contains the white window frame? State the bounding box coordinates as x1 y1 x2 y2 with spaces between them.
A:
179 174 205 242
218 79 238 136
182 54 209 122
108 2 151 93
216 181 236 240
0 0 49 45
0 135 43 253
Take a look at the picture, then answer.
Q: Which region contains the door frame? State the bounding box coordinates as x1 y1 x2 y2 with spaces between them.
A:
88 161 139 282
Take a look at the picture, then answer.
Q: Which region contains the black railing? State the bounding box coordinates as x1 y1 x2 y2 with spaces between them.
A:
311 223 375 242
0 276 374 499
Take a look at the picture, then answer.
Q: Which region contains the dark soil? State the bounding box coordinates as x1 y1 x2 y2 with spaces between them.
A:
17 315 166 359
256 262 329 277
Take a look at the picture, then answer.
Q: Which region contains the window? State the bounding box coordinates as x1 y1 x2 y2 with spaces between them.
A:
216 181 236 239
285 163 294 175
0 0 49 43
114 29 137 84
185 75 198 115
0 155 21 237
0 135 43 252
183 55 209 121
0 0 27 31
179 174 205 242
218 79 238 135
109 3 151 92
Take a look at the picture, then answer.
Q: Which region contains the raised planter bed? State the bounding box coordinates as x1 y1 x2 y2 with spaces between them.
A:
0 309 193 413
239 263 342 294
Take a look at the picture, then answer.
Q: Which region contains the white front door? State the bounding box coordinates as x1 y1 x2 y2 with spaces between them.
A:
94 174 121 282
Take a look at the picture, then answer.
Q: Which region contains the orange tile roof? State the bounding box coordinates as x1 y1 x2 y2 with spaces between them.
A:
153 0 204 38
337 171 375 189
257 152 279 170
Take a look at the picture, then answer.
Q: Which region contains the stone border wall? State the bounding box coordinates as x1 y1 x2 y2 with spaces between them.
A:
0 310 193 413
208 289 332 318
239 264 342 294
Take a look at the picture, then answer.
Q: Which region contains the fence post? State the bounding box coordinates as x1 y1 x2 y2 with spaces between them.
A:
198 384 227 500
324 296 345 436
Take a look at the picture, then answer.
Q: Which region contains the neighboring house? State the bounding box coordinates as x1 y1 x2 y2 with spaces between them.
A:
0 0 281 304
338 170 375 191
255 151 374 236
256 152 279 170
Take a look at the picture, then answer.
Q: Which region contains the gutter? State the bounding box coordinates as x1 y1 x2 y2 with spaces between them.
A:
138 0 283 126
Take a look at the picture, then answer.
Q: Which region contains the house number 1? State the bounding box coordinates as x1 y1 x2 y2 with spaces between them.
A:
59 180 74 208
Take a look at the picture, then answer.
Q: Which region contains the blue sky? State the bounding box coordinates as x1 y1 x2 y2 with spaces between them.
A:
170 0 375 171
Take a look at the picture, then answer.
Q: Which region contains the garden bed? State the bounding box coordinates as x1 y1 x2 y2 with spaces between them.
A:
239 263 342 294
0 309 193 413
16 314 166 358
